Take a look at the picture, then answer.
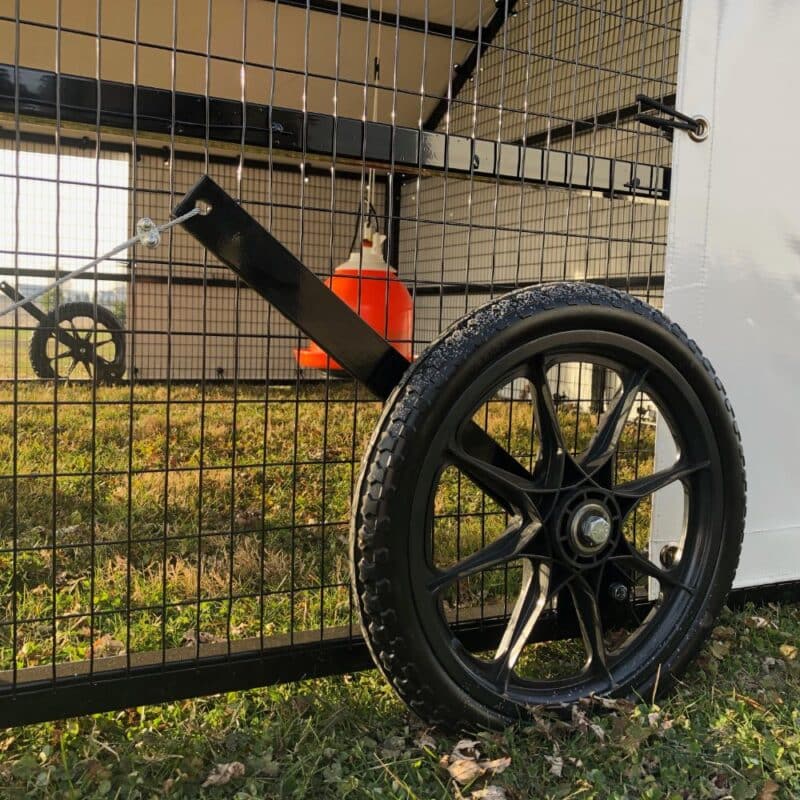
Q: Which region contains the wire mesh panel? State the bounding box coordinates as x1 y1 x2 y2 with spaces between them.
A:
0 0 681 724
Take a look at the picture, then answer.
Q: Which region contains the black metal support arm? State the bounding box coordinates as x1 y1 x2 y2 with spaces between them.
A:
0 281 47 324
174 176 534 499
173 177 408 400
636 94 705 141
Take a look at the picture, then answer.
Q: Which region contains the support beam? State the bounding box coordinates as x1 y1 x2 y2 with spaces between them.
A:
0 66 670 200
386 172 402 269
424 0 519 132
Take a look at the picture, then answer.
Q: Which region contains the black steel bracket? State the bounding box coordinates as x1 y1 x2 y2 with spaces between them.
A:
636 94 708 142
174 176 533 505
173 178 408 400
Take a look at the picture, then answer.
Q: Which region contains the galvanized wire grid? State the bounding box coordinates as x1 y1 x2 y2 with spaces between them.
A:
0 0 679 719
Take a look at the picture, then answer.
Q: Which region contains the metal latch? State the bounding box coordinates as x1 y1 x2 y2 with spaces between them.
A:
636 94 709 142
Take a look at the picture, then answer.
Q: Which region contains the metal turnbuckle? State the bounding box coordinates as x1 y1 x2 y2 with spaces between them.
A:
636 94 709 142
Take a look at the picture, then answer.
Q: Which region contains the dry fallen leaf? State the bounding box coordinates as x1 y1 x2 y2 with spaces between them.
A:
757 779 780 800
452 739 482 760
440 740 511 787
471 786 508 800
709 640 731 660
712 625 736 641
745 616 773 630
779 644 798 661
415 732 437 751
181 629 219 647
92 633 125 657
201 761 245 788
571 705 605 740
482 757 511 775
447 758 485 785
581 695 636 714
544 754 563 777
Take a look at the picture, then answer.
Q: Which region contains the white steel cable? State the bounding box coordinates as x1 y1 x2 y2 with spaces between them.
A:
0 206 203 319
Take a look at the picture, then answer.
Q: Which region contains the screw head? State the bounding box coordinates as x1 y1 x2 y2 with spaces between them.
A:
581 513 611 547
660 545 679 568
609 582 629 603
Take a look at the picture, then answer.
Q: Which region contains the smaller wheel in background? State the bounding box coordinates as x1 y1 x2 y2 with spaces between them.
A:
29 302 126 384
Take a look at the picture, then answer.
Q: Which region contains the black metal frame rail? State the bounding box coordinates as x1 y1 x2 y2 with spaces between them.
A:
0 65 670 200
3 580 797 728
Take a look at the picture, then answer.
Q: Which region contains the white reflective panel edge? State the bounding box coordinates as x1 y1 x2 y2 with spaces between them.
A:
654 1 800 588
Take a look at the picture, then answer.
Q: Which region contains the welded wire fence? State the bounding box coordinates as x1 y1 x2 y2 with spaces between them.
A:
0 0 679 724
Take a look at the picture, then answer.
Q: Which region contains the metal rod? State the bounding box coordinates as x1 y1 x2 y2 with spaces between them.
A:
0 208 201 319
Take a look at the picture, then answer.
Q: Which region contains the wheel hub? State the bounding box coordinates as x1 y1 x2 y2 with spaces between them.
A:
571 503 612 553
556 492 621 567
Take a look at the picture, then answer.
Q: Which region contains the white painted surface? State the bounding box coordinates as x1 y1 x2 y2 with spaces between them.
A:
661 1 800 587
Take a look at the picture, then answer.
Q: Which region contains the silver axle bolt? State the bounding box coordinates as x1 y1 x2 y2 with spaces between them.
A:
581 514 611 547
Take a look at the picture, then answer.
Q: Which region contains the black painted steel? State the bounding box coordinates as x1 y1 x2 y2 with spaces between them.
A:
521 93 677 148
0 65 670 199
174 176 409 400
636 94 703 141
424 0 520 132
174 177 533 504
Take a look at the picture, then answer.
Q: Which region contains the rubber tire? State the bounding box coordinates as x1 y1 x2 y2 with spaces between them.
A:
351 282 746 731
30 302 126 382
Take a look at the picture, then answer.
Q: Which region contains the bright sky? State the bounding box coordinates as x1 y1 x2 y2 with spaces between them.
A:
0 148 130 289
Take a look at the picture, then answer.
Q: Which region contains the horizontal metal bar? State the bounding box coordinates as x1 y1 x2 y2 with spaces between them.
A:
0 65 670 199
1 579 796 727
0 128 378 180
410 275 665 297
0 610 535 728
0 267 666 296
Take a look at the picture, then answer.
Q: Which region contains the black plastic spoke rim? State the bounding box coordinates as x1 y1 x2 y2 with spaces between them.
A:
408 329 723 710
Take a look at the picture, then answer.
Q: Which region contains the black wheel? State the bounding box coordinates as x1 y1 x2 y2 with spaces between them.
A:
30 302 126 383
352 283 745 730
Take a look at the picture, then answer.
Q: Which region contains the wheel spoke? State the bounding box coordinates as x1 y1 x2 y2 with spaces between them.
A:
489 560 551 687
608 542 694 594
581 367 648 474
449 432 538 516
569 577 612 684
614 459 710 499
428 520 542 595
528 357 566 484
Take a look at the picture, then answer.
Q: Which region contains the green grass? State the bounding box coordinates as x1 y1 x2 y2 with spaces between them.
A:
0 378 655 671
0 601 798 799
5 374 757 800
0 381 384 667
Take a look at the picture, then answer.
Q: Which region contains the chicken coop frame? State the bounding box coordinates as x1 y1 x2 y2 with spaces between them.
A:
0 0 794 727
